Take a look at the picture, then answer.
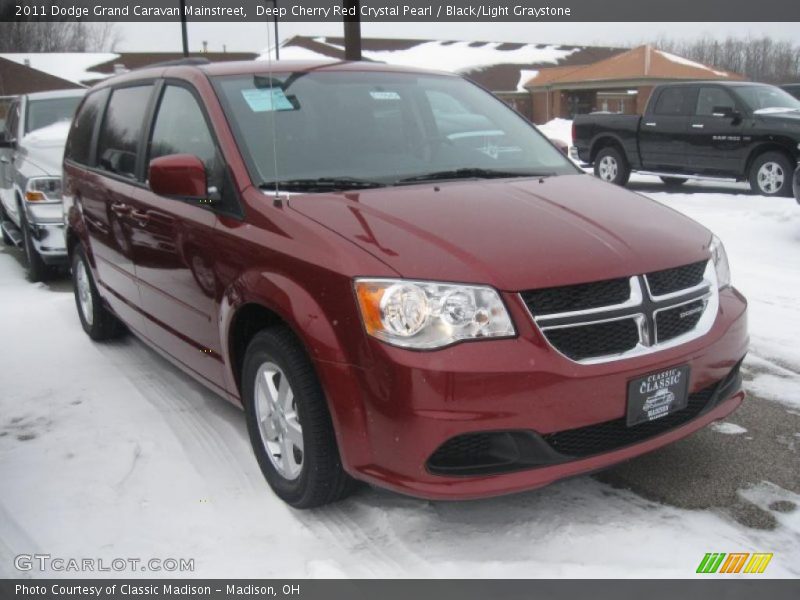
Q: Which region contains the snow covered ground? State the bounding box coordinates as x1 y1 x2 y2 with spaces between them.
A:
0 161 798 578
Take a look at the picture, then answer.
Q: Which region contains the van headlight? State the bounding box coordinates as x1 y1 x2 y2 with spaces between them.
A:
709 235 731 289
354 279 515 349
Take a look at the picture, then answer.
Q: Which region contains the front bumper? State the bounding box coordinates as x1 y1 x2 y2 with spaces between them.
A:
317 287 748 500
26 203 67 264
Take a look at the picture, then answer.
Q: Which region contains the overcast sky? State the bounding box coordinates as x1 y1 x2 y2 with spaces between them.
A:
115 22 800 53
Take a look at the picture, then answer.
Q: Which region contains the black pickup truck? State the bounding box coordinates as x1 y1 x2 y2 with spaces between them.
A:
572 81 800 196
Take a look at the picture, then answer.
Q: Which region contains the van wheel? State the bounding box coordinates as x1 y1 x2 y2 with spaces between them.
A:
72 244 126 340
594 147 630 186
660 176 687 187
21 211 53 282
749 152 793 197
242 326 354 508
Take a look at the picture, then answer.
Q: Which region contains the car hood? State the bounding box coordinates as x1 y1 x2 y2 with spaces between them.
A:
754 110 800 126
289 174 712 291
20 142 64 177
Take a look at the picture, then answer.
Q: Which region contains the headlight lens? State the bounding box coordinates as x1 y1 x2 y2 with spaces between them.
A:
25 177 62 202
354 279 515 349
709 234 731 289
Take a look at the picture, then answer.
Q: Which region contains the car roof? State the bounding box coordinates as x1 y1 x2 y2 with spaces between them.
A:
25 89 87 101
656 80 766 88
89 59 457 89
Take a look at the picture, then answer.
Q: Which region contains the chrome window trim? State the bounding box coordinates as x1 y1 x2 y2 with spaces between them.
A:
522 260 719 365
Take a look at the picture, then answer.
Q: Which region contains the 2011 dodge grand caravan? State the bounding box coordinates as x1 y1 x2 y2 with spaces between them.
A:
63 60 748 508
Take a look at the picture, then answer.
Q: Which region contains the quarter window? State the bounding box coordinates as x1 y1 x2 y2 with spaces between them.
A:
148 85 223 192
96 85 153 180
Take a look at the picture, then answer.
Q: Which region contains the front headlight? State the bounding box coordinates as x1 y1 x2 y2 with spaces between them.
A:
709 234 731 289
25 177 62 202
354 278 516 349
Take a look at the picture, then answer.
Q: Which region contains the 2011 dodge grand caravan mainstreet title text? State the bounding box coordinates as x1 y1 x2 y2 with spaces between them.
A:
62 60 748 508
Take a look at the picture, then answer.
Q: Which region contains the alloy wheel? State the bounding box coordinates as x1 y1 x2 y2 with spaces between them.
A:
598 155 618 182
254 362 304 480
757 161 785 195
75 260 94 326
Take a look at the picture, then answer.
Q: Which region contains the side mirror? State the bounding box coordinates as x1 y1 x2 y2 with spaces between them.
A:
712 106 741 121
0 130 15 149
149 154 209 200
549 138 569 156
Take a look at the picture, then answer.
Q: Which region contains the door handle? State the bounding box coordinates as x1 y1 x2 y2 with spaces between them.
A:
130 209 150 223
110 202 131 217
644 122 657 127
691 124 705 129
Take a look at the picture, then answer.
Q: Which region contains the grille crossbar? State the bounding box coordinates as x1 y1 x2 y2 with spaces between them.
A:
522 261 717 363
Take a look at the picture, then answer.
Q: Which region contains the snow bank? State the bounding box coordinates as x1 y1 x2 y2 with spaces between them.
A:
655 50 729 77
537 118 573 145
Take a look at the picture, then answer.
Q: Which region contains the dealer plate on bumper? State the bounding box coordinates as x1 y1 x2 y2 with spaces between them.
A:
627 365 690 426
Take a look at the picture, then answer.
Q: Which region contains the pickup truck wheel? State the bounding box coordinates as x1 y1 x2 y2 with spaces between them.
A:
72 245 126 340
660 176 688 187
242 326 355 508
0 204 12 246
594 147 630 186
20 212 53 282
749 152 793 197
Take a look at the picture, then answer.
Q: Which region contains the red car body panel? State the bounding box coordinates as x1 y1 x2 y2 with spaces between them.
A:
63 61 749 501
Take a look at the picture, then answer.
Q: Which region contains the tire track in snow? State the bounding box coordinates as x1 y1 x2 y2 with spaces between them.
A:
103 338 262 493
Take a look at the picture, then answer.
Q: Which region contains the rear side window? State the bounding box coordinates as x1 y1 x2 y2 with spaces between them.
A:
148 85 224 191
65 89 109 166
96 85 153 180
653 87 697 116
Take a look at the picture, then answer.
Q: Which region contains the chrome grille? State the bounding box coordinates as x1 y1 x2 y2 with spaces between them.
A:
522 260 718 364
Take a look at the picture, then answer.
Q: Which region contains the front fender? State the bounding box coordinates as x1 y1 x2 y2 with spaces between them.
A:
219 270 373 471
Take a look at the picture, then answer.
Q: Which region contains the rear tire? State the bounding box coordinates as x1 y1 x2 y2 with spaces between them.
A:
594 146 631 186
660 176 688 187
72 244 126 340
0 204 13 246
748 152 793 197
20 211 53 282
242 326 354 508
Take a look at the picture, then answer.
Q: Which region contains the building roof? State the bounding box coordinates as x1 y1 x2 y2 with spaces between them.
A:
0 52 258 88
272 36 626 92
0 56 83 96
525 45 743 89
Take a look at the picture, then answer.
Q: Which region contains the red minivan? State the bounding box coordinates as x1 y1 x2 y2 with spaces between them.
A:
63 60 748 508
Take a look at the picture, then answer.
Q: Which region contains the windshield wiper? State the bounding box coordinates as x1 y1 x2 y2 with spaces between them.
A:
396 168 553 184
259 177 387 192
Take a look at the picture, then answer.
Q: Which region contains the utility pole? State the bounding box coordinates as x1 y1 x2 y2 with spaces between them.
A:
179 0 189 57
343 0 361 61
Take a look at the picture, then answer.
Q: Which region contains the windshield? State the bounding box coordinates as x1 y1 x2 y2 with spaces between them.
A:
25 96 82 135
736 85 800 113
213 70 577 190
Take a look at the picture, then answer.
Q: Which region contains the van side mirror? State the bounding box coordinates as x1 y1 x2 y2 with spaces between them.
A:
149 154 210 201
0 130 15 149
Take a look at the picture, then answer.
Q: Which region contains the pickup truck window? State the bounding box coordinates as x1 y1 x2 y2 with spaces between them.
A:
96 85 153 180
66 89 109 166
696 87 736 116
148 85 224 193
653 87 697 116
25 97 81 135
736 85 800 114
213 71 576 190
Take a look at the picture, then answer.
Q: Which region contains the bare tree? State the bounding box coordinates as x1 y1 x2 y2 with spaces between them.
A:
649 35 800 83
0 17 121 53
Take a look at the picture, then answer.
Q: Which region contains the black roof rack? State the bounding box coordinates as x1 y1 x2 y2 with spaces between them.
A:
144 57 211 69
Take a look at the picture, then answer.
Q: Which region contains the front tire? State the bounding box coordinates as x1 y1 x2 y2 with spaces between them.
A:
749 152 794 197
72 244 126 340
20 211 53 282
0 204 13 246
594 146 631 186
243 326 354 508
